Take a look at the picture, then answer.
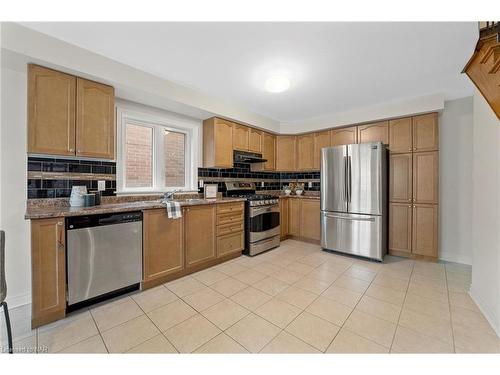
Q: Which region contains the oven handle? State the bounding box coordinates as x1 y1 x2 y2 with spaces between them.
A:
249 204 280 217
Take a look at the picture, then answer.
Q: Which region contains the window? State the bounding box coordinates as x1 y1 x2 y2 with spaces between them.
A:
118 108 196 193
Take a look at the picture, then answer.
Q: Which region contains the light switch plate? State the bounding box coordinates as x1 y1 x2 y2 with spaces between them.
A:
261 181 265 187
308 181 313 188
199 179 204 188
98 180 106 191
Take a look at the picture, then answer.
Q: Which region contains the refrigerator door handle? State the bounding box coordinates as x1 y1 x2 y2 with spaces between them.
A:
343 155 348 203
325 214 376 222
347 155 352 203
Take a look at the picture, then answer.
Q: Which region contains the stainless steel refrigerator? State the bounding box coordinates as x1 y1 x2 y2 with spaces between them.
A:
320 142 387 261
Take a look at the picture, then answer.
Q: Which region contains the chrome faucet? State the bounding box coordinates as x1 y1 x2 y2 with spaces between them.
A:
163 190 179 201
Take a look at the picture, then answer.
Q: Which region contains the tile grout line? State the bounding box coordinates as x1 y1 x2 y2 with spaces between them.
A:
444 265 457 353
88 307 110 354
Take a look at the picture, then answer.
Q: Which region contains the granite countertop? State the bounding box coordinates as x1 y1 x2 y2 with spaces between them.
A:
25 197 247 220
277 194 320 200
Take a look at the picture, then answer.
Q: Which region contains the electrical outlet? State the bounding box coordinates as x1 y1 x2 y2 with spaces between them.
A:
199 179 204 188
308 181 313 188
97 180 106 191
261 181 265 187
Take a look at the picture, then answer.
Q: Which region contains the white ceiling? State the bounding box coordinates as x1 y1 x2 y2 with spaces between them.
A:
21 22 477 123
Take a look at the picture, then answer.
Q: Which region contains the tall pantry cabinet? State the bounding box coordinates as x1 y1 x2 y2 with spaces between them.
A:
388 113 439 258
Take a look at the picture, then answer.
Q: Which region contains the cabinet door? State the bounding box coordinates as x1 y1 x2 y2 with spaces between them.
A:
412 204 438 257
331 127 357 146
276 136 297 171
233 124 249 151
389 117 413 153
76 78 115 159
217 232 244 258
214 119 234 167
249 128 263 153
313 131 331 170
262 132 276 170
185 205 216 269
143 209 184 283
413 151 439 204
31 218 66 327
357 121 389 145
388 203 412 254
280 198 289 239
412 113 438 152
300 200 320 241
389 153 412 203
288 199 301 236
297 134 315 170
28 65 76 156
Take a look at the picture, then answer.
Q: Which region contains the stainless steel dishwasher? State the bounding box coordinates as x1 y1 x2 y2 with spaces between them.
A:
66 211 143 308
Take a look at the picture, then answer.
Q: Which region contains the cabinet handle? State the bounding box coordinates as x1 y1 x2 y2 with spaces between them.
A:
69 148 74 152
413 147 417 151
57 221 64 250
408 205 411 208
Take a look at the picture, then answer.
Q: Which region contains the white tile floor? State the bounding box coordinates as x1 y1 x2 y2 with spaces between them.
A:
1 239 499 353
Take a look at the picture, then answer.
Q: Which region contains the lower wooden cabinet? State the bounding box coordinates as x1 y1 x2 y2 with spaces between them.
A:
217 232 244 257
300 200 321 241
412 204 438 257
389 203 412 254
185 205 217 269
288 198 301 236
279 198 289 239
31 217 66 328
216 202 245 257
143 209 184 284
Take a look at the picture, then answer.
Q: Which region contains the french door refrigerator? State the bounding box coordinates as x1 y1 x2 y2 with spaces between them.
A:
320 142 387 261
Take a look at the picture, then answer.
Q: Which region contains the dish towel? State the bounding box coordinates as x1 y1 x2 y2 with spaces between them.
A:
164 200 182 219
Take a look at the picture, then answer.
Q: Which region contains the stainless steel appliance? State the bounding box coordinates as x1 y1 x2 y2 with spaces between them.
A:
320 142 387 261
225 182 280 256
66 212 143 307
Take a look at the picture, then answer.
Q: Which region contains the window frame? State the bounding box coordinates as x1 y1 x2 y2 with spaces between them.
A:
117 105 197 194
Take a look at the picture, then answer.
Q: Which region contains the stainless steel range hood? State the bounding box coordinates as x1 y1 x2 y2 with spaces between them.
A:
234 151 267 164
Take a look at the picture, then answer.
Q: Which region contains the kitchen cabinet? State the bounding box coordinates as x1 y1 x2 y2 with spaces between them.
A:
413 113 438 152
389 203 412 254
216 202 244 257
203 117 234 168
313 131 331 170
233 123 250 151
262 132 276 170
185 205 217 269
143 209 184 286
276 135 297 171
389 153 413 203
279 198 289 239
288 198 301 236
412 204 438 257
389 117 413 153
28 65 115 159
300 199 321 241
28 64 76 156
413 151 439 204
297 134 315 170
76 78 115 159
331 127 358 146
31 217 66 328
357 121 389 145
249 128 263 153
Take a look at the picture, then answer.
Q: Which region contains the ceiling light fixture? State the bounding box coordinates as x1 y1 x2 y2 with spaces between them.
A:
265 74 291 93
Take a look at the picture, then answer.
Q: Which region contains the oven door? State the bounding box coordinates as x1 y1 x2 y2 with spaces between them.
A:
249 204 280 243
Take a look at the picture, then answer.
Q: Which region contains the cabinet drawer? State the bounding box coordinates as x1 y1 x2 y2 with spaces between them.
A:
217 202 244 215
217 232 244 257
217 221 244 236
217 211 244 226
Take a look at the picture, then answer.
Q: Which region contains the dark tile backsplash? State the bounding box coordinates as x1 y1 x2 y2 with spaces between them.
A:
27 156 116 199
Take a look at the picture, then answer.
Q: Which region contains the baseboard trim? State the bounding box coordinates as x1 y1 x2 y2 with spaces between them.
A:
5 292 31 309
439 251 472 265
469 284 500 338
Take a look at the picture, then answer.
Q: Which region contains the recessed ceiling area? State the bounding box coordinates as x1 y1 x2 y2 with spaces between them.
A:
21 22 477 123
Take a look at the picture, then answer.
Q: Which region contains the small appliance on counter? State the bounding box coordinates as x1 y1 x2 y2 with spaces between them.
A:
69 186 87 207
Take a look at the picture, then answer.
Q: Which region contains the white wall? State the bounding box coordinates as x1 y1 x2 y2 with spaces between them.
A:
470 89 500 336
438 97 473 264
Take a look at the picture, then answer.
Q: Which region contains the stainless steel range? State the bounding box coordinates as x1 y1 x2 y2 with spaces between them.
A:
225 182 280 256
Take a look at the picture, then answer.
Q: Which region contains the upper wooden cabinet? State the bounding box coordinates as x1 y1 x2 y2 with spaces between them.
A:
357 121 389 145
413 113 438 152
297 134 315 170
76 78 115 159
331 127 357 146
389 117 413 153
413 151 439 204
249 128 263 153
143 209 184 285
184 205 216 270
31 217 66 328
28 65 116 159
300 199 321 241
389 153 413 203
253 132 276 171
313 131 331 170
276 135 297 171
203 118 234 168
233 123 250 151
28 65 76 156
